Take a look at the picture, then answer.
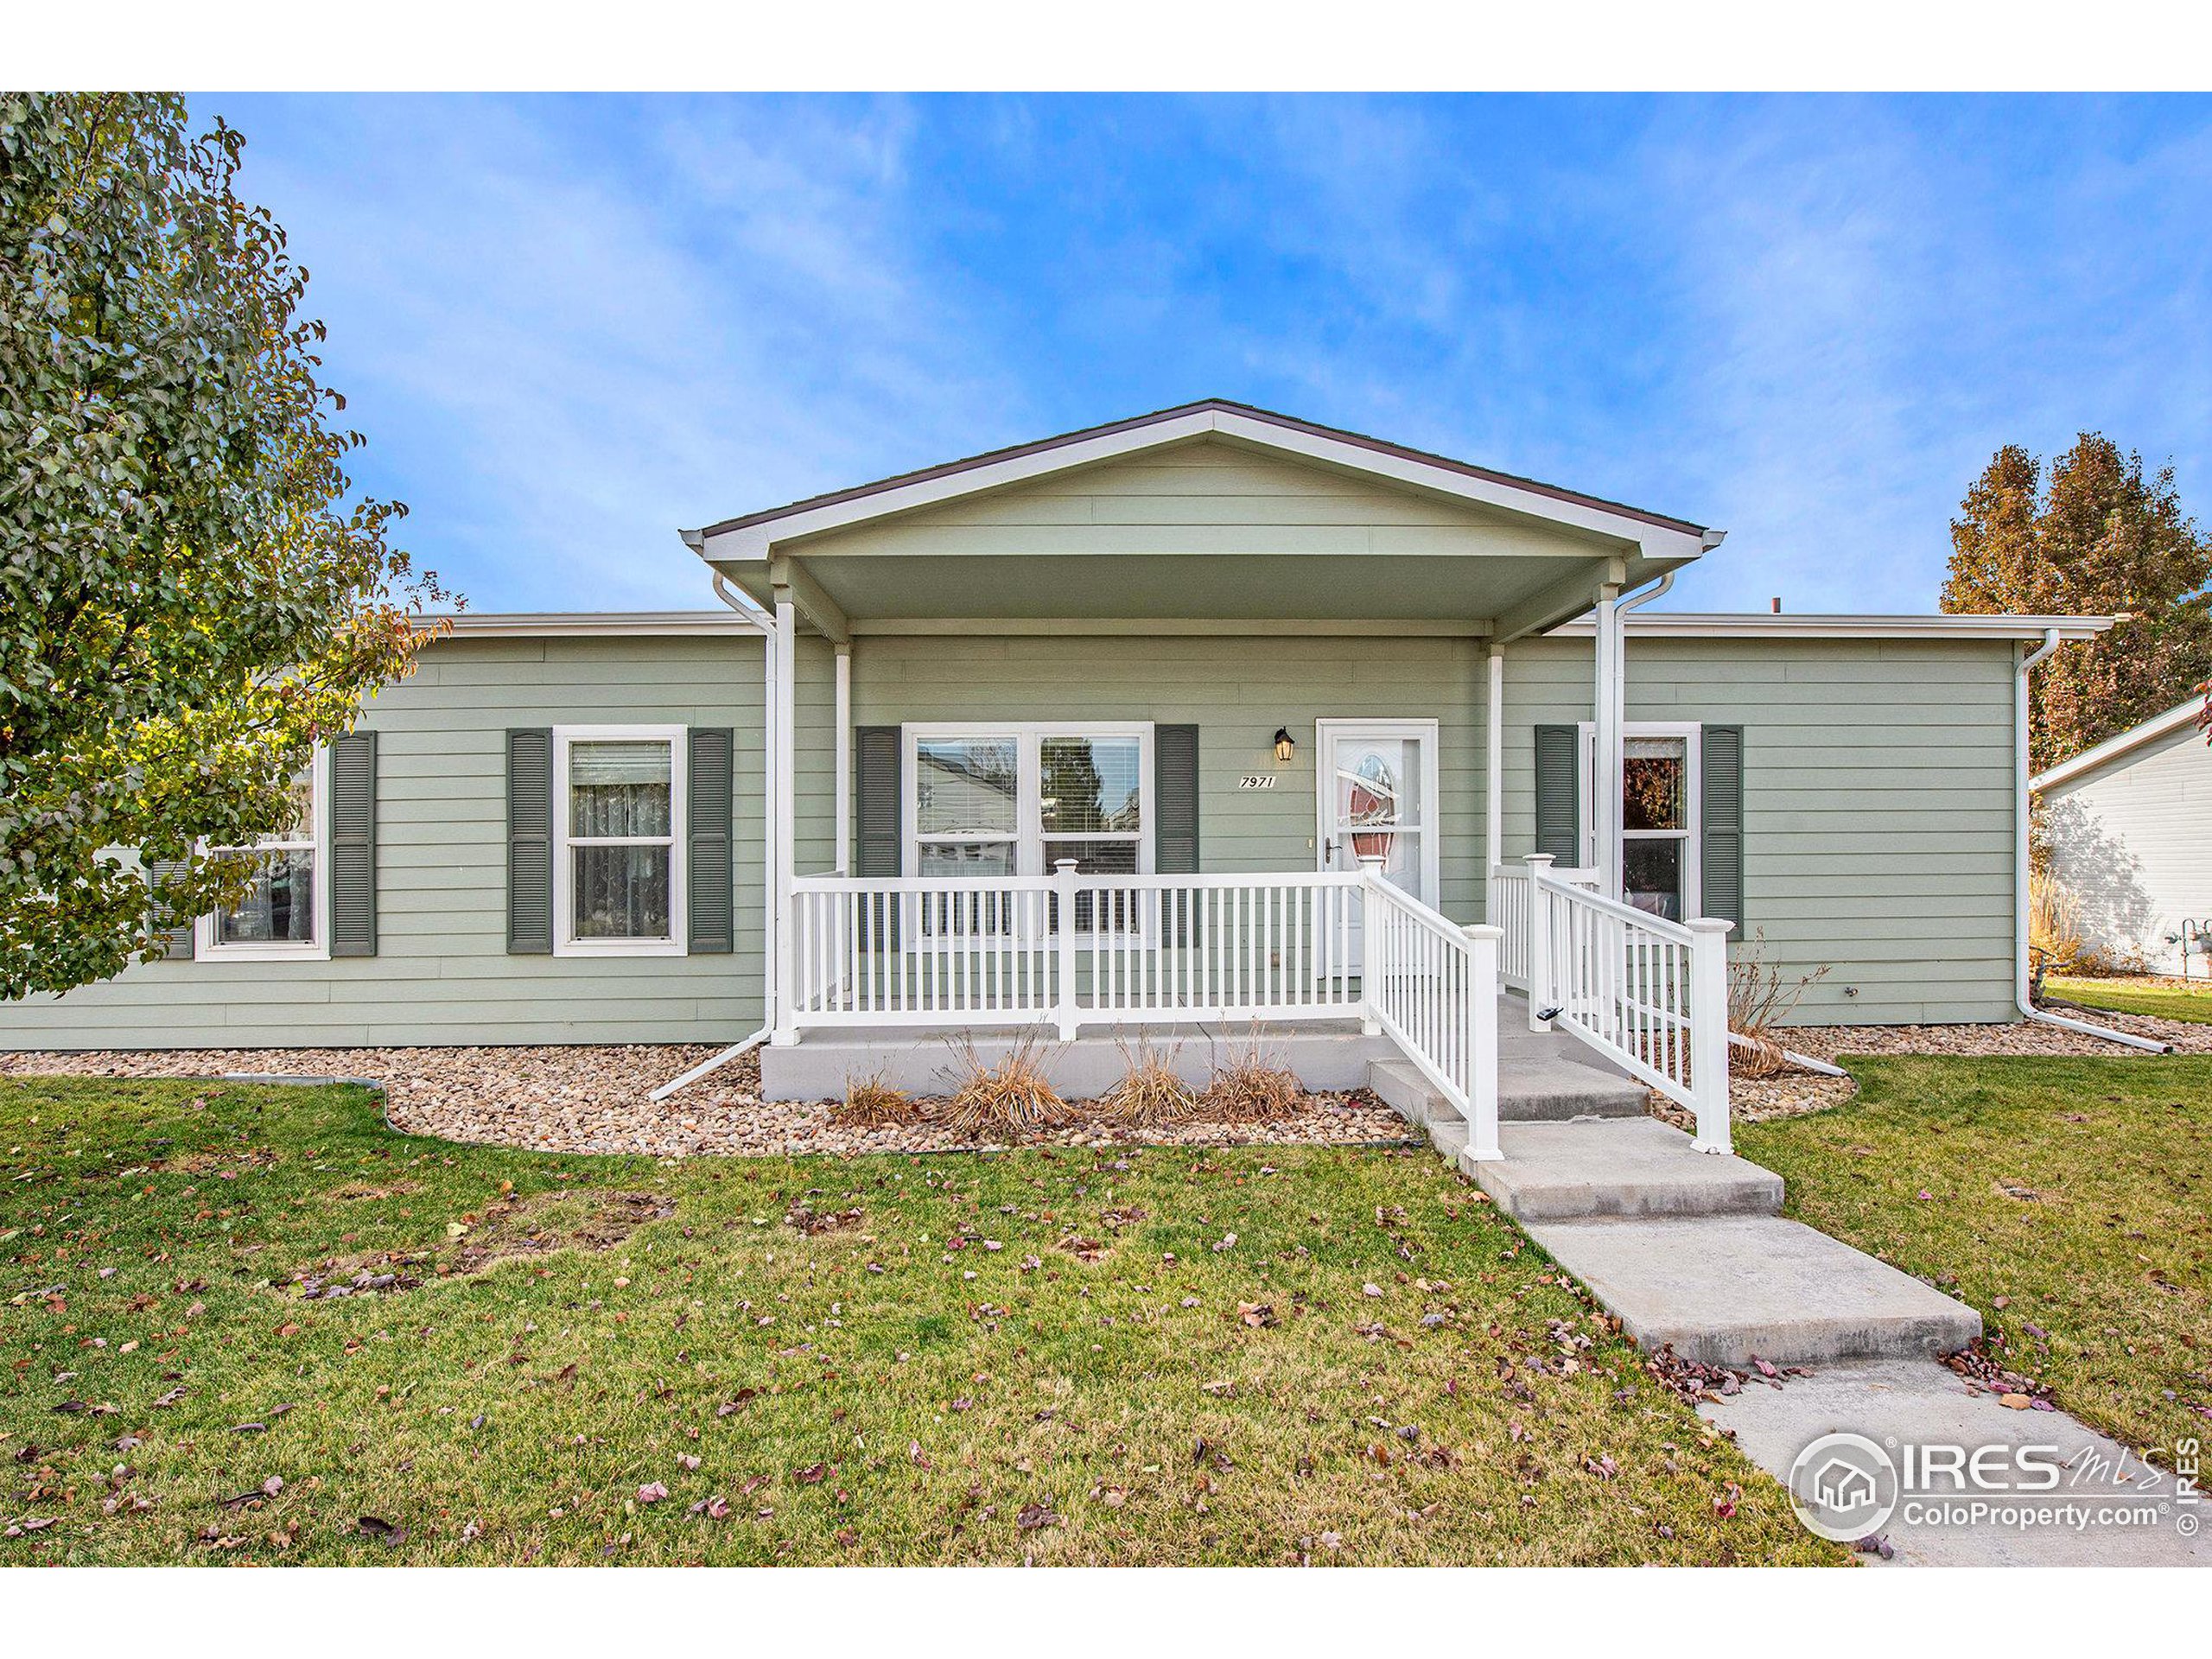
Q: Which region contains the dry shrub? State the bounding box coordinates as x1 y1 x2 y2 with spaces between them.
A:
1100 1035 1200 1127
1727 931 1828 1079
831 1071 920 1128
1200 1028 1305 1124
2029 869 2084 979
940 1030 1065 1137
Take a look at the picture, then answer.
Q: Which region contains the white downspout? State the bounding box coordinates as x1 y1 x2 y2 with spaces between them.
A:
651 564 778 1101
2013 628 2171 1052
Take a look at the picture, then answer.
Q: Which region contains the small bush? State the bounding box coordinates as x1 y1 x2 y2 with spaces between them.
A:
1101 1036 1200 1127
832 1071 920 1128
1201 1028 1304 1124
940 1030 1065 1137
1727 931 1828 1079
2029 869 2084 979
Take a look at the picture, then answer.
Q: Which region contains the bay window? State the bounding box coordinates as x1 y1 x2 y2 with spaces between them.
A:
554 726 687 956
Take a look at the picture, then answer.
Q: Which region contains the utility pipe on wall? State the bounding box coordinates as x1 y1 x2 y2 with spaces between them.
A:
2014 627 2170 1052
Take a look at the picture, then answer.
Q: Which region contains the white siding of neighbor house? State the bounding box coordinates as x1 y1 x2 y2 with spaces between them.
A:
2042 722 2212 976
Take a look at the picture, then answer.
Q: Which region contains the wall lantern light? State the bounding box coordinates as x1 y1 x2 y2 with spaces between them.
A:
1273 728 1296 764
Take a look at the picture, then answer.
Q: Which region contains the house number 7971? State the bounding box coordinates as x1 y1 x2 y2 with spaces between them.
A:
1236 774 1278 790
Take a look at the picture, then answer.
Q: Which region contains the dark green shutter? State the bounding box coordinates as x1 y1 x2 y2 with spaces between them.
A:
855 726 902 877
1154 725 1199 874
147 859 194 959
329 732 378 957
1154 725 1199 944
688 728 734 954
1700 724 1745 926
507 728 554 954
1534 724 1581 866
855 725 903 951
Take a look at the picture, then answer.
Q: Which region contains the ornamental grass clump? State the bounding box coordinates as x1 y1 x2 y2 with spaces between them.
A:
832 1071 921 1128
1200 1029 1304 1124
941 1031 1065 1137
1726 930 1829 1079
1100 1036 1200 1127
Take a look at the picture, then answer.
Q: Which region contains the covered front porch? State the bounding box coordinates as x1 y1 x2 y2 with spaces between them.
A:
682 403 1737 1156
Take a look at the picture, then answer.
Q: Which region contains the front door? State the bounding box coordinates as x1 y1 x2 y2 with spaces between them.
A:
1315 718 1441 970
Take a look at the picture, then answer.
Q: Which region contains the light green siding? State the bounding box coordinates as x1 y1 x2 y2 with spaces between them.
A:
848 632 1491 915
0 622 2024 1052
0 636 777 1049
1500 635 2022 1026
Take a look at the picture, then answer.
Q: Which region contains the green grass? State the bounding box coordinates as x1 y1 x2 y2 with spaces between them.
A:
1738 1057 2212 1459
0 1077 1835 1566
2045 975 2212 1026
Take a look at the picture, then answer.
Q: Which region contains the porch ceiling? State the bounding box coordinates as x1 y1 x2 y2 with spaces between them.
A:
708 544 1691 639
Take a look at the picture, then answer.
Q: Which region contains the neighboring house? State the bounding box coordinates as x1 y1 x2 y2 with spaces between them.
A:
0 402 2111 1153
2032 697 2212 976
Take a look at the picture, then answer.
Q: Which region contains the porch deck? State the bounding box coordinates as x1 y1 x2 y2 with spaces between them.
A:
759 991 1645 1122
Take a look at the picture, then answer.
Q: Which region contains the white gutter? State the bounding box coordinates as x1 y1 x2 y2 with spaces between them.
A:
2014 628 2171 1053
649 559 779 1099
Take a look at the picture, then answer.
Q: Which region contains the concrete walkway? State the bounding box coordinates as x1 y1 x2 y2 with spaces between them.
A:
1703 1358 2209 1567
1371 1038 2205 1565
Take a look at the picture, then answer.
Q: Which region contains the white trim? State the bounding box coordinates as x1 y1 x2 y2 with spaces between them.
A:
430 611 760 639
1549 612 2113 642
697 404 1709 564
900 721 1156 887
1313 718 1444 904
2029 696 2205 793
199 747 332 963
551 724 688 958
1576 720 1702 921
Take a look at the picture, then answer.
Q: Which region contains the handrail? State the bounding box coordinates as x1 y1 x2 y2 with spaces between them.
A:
1362 876 1503 1163
1516 853 1733 1154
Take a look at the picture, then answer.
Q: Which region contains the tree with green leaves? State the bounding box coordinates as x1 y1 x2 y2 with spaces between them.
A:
0 92 451 999
1943 433 2212 774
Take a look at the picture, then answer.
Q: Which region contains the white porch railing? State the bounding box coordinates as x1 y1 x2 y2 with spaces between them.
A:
1499 853 1733 1153
785 861 1503 1161
1488 857 1600 990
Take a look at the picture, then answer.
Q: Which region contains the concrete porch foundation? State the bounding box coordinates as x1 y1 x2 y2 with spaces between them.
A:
758 993 1639 1107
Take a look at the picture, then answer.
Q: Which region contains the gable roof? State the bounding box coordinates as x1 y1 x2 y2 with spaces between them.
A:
2030 696 2209 793
690 398 1716 554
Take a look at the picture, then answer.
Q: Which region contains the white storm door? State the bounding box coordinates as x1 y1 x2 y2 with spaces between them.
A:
1315 718 1442 973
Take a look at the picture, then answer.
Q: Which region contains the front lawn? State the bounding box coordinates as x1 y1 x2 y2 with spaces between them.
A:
1738 1057 2212 1459
0 1077 1832 1566
2044 975 2212 1027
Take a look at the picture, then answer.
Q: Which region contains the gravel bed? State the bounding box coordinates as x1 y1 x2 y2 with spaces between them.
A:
0 1043 1409 1159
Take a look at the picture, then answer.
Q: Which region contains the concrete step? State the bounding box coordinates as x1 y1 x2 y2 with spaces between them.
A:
1523 1214 1983 1368
1366 1052 1648 1133
1494 1053 1649 1122
1464 1118 1784 1222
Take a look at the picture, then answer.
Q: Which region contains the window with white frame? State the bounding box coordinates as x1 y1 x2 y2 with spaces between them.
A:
554 726 686 955
1579 721 1701 922
905 724 1153 928
201 753 328 958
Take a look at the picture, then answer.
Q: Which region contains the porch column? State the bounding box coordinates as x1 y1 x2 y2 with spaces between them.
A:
832 644 852 875
771 592 798 1045
1484 645 1503 919
1592 582 1624 899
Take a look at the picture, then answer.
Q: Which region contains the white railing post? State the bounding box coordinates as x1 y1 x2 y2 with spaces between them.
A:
1688 918 1733 1154
1462 923 1503 1162
1523 853 1555 1031
1357 855 1386 1035
1053 859 1080 1040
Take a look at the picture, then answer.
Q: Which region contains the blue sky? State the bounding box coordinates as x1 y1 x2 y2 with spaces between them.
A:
206 92 2212 615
